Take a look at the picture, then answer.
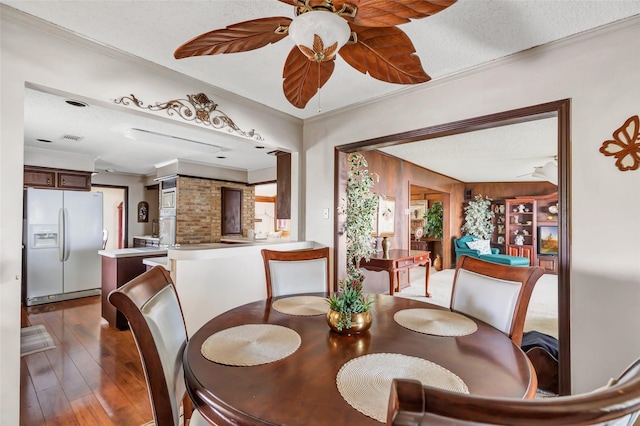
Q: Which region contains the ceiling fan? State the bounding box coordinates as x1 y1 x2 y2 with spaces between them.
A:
518 159 558 185
174 0 457 109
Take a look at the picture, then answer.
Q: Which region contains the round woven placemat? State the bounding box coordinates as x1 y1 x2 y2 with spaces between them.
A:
394 308 478 337
272 296 328 316
337 353 469 423
201 324 301 366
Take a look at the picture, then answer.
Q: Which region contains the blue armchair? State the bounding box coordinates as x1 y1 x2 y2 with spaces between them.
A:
453 235 530 266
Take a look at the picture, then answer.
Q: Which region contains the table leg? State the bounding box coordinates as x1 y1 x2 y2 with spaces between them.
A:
389 270 397 296
424 259 432 298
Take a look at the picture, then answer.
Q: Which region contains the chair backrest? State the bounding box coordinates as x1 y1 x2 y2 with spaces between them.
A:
387 357 640 426
108 266 187 426
450 255 545 345
261 247 330 298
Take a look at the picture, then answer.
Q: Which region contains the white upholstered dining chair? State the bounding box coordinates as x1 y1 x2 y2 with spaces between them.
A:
261 247 330 298
108 266 210 426
450 255 545 346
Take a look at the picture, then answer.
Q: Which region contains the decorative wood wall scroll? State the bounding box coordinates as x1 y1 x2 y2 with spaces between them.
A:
114 93 264 141
599 115 639 171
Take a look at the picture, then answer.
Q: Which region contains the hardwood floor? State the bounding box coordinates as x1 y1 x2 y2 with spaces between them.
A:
20 296 152 426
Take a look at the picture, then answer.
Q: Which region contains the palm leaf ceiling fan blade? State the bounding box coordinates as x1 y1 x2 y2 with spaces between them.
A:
334 0 457 27
278 0 305 6
283 46 335 109
174 17 292 58
339 25 430 84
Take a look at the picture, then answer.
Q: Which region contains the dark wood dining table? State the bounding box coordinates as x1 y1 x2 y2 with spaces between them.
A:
183 293 536 426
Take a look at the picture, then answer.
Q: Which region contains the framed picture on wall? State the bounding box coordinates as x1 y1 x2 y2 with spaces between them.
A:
538 226 559 254
377 196 395 237
410 200 427 221
137 201 149 223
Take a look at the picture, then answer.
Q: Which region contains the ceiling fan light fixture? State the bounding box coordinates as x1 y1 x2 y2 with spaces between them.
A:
288 10 351 62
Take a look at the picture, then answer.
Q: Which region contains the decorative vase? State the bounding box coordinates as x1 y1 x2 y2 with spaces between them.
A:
326 310 372 335
381 236 391 258
433 254 443 271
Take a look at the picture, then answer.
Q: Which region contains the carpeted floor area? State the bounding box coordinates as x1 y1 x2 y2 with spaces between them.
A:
395 267 558 338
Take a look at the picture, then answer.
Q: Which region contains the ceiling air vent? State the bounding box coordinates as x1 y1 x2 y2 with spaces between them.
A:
61 134 84 142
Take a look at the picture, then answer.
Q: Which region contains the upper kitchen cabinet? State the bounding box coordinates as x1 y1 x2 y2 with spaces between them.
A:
24 166 92 191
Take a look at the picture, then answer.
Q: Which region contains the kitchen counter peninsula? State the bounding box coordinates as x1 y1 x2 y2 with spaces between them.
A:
98 247 168 329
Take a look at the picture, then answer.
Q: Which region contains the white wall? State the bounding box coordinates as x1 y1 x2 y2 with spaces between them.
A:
303 17 640 393
0 7 303 423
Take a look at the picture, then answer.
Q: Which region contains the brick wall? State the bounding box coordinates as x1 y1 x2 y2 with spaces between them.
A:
176 176 255 244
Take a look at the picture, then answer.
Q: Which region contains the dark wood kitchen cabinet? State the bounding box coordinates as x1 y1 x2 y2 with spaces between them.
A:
57 171 92 190
24 166 92 191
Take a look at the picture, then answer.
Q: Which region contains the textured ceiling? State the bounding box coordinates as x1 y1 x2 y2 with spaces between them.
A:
5 1 640 178
23 88 279 176
6 0 640 119
380 117 558 183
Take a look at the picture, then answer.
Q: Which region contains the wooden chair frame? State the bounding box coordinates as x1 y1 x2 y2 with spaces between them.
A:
388 358 640 426
261 247 330 298
108 266 193 426
450 255 545 346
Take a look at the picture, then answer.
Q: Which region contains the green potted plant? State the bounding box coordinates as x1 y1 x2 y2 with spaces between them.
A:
423 201 443 239
461 194 495 240
328 152 377 333
423 201 444 270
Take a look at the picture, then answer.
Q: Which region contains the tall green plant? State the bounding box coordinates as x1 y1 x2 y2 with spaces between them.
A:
338 152 379 281
461 194 495 240
330 152 378 330
423 201 443 239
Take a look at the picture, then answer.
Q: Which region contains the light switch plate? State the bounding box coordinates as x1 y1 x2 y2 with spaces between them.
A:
323 208 329 219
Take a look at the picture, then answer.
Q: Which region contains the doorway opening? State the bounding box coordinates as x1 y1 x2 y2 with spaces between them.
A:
409 184 445 270
92 185 128 249
334 99 570 394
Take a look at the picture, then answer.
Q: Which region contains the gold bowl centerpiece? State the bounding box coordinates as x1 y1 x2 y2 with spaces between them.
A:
327 276 373 335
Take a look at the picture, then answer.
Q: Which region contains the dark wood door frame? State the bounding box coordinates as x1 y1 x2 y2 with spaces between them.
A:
334 99 571 395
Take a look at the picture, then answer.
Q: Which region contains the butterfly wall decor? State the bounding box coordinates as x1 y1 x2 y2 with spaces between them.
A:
599 115 640 172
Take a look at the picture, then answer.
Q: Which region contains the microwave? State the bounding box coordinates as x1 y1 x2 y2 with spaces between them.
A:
161 188 176 216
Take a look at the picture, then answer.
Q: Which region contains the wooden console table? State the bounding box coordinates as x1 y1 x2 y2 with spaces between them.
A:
360 249 431 297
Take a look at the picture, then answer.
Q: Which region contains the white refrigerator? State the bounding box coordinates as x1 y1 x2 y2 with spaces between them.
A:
24 188 103 306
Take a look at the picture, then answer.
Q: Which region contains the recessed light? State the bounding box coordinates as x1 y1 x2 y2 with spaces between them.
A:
36 138 52 143
65 99 88 107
